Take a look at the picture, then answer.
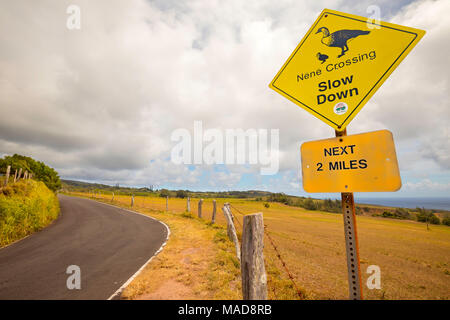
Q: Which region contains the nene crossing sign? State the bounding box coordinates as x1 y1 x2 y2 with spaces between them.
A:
269 9 425 131
301 130 401 193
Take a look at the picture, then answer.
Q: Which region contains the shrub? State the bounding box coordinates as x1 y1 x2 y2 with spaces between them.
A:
303 198 318 211
394 208 411 219
416 207 440 225
264 203 270 208
0 180 59 247
382 211 395 218
267 193 290 205
159 189 170 197
176 190 188 198
381 209 410 220
428 215 441 225
442 217 450 226
319 198 341 213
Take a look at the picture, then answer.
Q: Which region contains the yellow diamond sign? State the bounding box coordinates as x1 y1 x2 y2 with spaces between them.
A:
269 9 425 131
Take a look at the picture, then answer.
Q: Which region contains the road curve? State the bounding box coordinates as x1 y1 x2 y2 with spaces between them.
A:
0 195 168 300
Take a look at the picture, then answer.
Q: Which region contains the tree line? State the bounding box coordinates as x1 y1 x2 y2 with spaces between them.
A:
0 154 61 192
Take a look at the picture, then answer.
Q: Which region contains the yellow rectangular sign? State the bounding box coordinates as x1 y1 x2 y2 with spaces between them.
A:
301 130 401 192
269 9 425 131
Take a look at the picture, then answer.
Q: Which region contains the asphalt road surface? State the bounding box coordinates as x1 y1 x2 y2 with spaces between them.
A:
0 195 168 300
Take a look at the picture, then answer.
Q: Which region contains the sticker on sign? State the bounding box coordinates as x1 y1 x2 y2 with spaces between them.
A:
269 9 425 131
300 130 401 193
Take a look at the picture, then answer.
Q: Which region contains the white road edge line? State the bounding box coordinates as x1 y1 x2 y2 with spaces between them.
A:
77 197 171 300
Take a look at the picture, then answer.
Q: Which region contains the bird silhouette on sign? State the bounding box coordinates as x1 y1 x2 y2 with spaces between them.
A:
315 27 370 58
316 52 329 64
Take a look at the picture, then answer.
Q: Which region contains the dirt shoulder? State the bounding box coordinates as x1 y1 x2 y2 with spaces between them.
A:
70 194 242 300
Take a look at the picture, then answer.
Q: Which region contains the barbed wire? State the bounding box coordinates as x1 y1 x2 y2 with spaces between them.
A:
226 203 243 228
82 195 304 299
228 203 304 300
263 224 304 300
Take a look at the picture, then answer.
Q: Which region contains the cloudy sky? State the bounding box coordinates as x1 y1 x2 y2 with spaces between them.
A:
0 0 449 198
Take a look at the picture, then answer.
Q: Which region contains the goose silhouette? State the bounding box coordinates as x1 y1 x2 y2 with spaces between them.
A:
315 27 370 58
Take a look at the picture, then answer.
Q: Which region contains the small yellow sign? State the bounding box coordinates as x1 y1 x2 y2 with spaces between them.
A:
269 9 425 131
301 130 401 192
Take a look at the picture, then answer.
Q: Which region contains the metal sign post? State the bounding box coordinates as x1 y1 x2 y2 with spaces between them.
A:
269 8 425 301
336 129 363 300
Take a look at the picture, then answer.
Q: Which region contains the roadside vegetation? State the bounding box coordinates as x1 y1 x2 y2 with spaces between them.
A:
0 180 60 247
0 154 61 247
0 154 61 192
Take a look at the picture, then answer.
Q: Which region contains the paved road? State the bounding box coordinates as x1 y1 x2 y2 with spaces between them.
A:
0 195 168 300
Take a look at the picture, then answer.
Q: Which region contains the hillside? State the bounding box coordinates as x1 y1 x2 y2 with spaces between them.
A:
61 179 449 226
61 179 274 198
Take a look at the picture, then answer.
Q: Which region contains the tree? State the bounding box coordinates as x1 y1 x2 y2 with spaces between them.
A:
319 198 341 213
159 189 170 197
303 198 318 211
0 154 61 192
442 217 450 226
267 193 291 205
416 207 440 228
176 190 188 198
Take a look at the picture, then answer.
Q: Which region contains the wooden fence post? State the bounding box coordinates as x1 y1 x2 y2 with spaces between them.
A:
4 165 10 187
187 197 191 212
17 168 22 182
241 212 267 300
222 204 240 261
198 199 203 218
211 200 217 224
112 192 114 202
24 170 28 180
166 196 169 211
131 194 134 207
13 169 17 183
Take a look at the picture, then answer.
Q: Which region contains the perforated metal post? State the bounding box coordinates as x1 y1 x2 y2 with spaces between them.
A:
336 129 363 300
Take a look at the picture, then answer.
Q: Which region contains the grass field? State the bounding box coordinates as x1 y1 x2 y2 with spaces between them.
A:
69 192 450 300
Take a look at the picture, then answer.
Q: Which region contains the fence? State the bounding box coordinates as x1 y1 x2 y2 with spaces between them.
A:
69 190 303 300
1 165 33 188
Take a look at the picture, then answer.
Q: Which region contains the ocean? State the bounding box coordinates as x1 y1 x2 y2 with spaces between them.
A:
355 197 450 211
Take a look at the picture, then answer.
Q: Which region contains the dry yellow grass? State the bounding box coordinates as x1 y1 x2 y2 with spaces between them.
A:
69 192 450 300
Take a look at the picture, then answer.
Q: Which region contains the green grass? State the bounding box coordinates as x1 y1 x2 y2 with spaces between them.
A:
0 180 60 247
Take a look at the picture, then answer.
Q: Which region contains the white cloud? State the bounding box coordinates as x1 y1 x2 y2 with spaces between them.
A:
0 0 448 194
404 179 450 191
